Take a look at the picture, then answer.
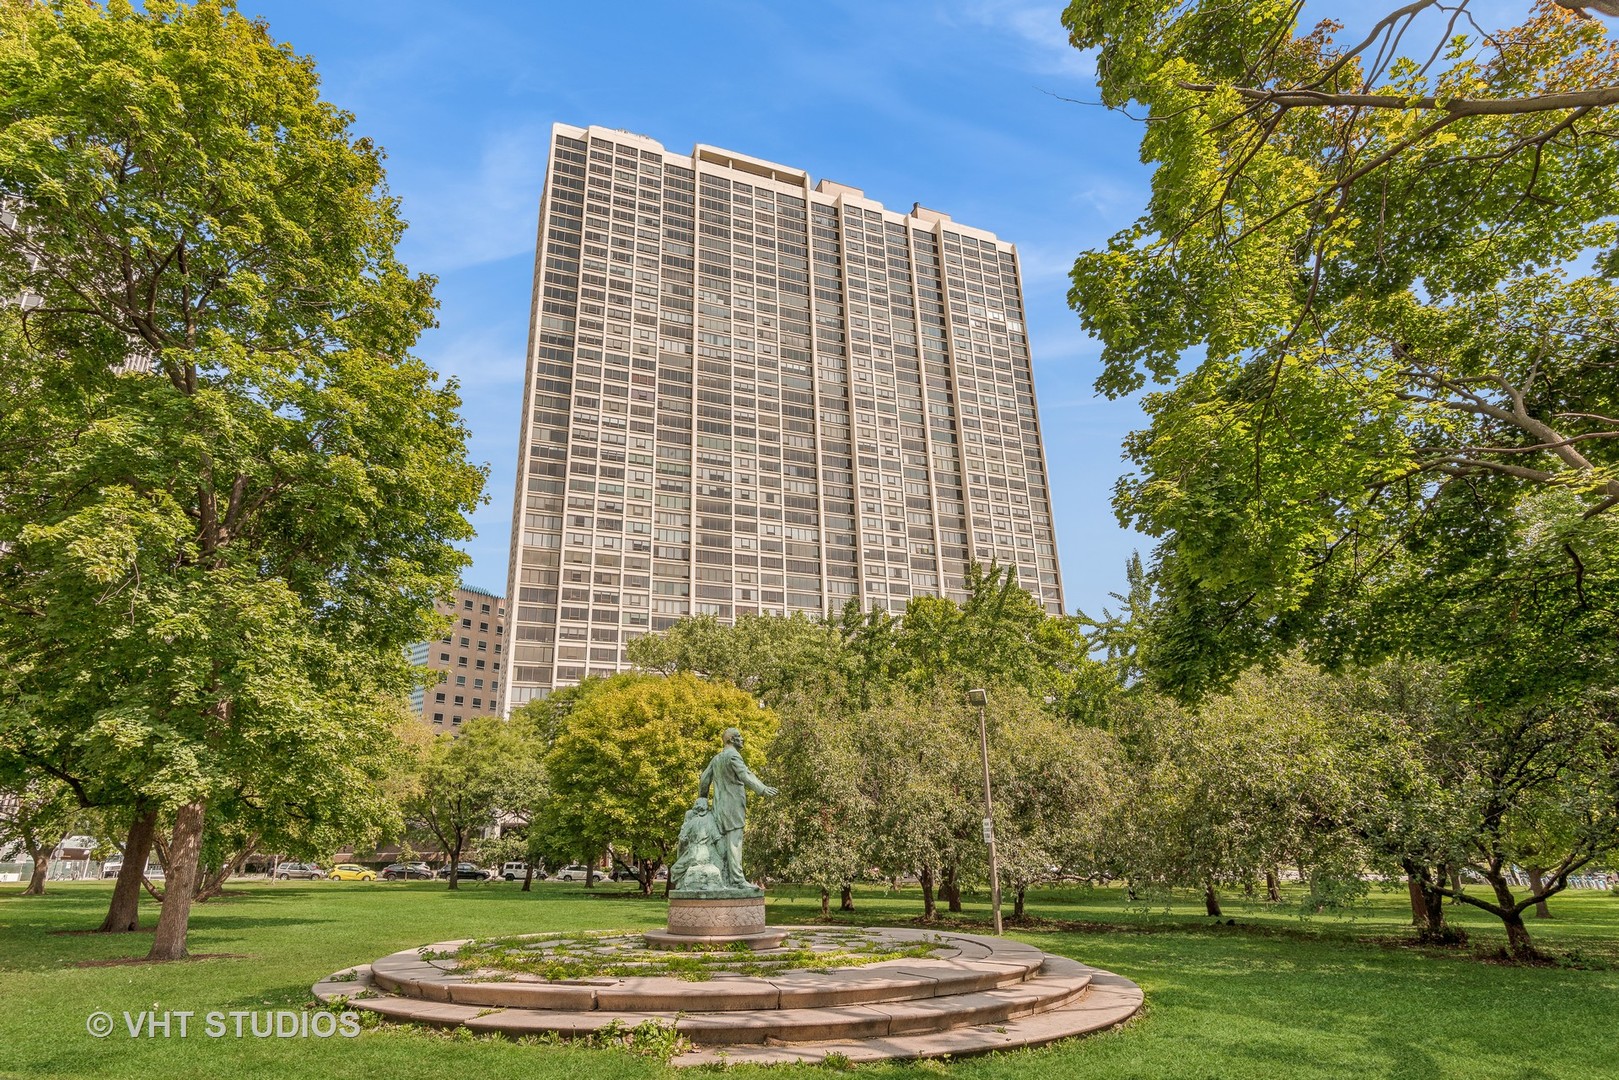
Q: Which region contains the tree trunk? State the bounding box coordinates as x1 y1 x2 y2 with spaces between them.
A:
1014 884 1026 921
942 862 962 913
147 800 206 962
1204 881 1222 917
1266 870 1281 903
1447 867 1463 903
24 850 49 896
1407 874 1427 926
522 863 533 892
820 886 830 919
1403 861 1451 941
1483 865 1538 960
1502 908 1535 959
195 838 256 903
1527 866 1552 919
99 809 158 933
840 883 854 911
640 858 654 896
585 861 596 889
447 838 462 891
919 865 937 922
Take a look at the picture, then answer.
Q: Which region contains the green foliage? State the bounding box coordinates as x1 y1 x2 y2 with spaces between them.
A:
634 562 1116 723
401 718 520 883
1106 660 1404 910
531 673 777 876
1061 0 1619 705
0 0 483 947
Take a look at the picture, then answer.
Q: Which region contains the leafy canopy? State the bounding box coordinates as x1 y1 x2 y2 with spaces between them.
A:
1062 0 1619 702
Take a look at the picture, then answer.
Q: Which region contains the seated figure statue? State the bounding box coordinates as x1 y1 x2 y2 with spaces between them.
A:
669 796 725 892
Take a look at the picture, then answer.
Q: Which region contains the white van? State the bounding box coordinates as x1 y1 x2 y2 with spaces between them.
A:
501 861 533 881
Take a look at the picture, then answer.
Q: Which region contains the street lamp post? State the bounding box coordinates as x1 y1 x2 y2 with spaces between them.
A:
967 688 1002 935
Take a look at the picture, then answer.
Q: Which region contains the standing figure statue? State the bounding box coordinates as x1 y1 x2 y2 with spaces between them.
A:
697 726 777 894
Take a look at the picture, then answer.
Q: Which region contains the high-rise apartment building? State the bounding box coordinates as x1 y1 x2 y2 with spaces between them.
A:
502 123 1062 707
409 586 507 732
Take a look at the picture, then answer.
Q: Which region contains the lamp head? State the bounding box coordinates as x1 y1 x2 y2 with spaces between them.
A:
966 688 989 707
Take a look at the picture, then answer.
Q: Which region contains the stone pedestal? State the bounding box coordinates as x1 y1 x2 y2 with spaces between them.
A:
644 894 788 950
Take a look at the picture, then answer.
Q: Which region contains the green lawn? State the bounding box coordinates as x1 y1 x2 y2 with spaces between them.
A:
2 878 1616 1080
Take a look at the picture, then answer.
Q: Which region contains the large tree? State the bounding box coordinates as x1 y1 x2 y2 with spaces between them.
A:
532 673 778 895
1062 0 1619 704
0 0 483 958
401 717 514 891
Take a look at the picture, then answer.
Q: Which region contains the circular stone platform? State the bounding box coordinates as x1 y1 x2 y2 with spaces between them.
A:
644 895 787 949
313 927 1143 1065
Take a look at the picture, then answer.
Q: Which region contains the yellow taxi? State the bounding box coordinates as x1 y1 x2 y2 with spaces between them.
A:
327 863 377 881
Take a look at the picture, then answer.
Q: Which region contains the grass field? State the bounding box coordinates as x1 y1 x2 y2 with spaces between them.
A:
2 878 1615 1080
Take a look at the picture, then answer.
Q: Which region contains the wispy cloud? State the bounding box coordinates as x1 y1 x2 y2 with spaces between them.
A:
952 1 1094 80
396 124 548 274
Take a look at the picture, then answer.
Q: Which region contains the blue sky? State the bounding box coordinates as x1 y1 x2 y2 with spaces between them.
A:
238 0 1159 619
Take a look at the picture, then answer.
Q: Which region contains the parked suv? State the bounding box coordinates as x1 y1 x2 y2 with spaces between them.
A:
380 862 435 881
553 863 593 883
435 862 493 881
275 862 326 880
501 861 543 881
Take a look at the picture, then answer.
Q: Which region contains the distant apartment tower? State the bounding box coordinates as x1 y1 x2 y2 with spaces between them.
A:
502 123 1063 707
409 586 507 732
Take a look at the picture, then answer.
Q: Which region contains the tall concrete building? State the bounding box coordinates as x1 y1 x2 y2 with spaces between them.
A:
502 123 1062 707
409 586 507 732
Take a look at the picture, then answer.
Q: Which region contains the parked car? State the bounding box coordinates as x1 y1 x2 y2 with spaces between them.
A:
275 862 326 880
100 860 122 879
610 865 640 882
501 861 544 881
379 862 435 881
328 863 377 881
435 862 494 881
553 863 593 883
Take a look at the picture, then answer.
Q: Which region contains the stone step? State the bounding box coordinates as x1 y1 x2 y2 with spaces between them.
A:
318 958 1098 1045
668 967 1145 1067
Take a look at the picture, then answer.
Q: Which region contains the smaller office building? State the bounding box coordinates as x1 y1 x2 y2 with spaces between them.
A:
407 586 508 732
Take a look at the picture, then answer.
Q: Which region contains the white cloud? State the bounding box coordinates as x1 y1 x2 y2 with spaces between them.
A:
954 1 1095 80
396 124 549 274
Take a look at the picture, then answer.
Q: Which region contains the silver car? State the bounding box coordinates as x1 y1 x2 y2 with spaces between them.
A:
275 861 326 880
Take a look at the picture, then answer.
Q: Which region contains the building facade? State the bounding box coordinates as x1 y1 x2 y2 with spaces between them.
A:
502 124 1062 708
410 586 507 732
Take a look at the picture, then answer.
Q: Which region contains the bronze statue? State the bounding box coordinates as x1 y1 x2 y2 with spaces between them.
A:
688 726 776 894
669 797 724 892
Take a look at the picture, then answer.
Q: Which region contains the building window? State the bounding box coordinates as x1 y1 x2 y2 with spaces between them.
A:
438 652 449 662
432 713 444 723
434 692 445 703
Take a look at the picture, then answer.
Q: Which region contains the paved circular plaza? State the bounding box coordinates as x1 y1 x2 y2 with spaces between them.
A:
314 926 1142 1065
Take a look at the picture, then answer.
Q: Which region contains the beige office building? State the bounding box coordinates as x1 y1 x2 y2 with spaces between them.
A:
408 586 507 731
502 124 1063 707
